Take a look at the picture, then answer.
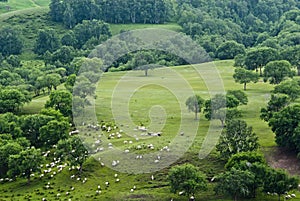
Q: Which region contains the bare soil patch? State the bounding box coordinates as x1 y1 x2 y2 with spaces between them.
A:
264 147 300 175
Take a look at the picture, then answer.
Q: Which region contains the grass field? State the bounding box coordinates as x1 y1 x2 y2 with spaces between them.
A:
0 0 49 14
13 60 300 201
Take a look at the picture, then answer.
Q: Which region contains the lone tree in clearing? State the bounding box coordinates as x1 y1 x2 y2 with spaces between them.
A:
185 94 204 120
233 68 259 90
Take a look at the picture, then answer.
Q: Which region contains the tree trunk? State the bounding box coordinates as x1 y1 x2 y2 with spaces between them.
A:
145 69 148 76
259 66 262 76
27 174 31 185
194 111 198 120
278 194 281 201
243 83 247 91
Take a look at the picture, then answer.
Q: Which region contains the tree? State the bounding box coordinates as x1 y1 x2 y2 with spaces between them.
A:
225 152 268 198
46 90 72 118
0 26 23 56
131 51 155 76
65 74 76 92
262 168 298 201
273 79 300 101
216 120 259 159
244 47 278 76
269 104 300 153
204 94 241 126
39 120 69 146
216 41 245 60
0 89 27 113
233 68 259 90
280 45 300 75
34 29 60 55
263 60 295 84
260 94 290 122
185 95 205 120
57 136 88 173
44 73 61 93
20 114 53 147
0 142 23 177
227 90 248 105
215 168 255 201
8 147 43 184
168 164 207 197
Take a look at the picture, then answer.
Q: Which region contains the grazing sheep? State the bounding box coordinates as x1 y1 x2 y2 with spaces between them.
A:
291 194 296 198
130 189 134 192
114 174 118 178
116 178 120 182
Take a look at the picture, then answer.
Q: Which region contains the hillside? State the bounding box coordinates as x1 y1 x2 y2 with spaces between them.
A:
0 1 299 201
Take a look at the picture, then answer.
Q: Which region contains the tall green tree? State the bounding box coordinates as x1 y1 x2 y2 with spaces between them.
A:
215 168 255 201
216 41 245 60
45 90 72 118
273 79 300 101
185 94 205 120
244 47 278 76
8 147 43 184
260 94 290 122
34 29 60 55
269 104 300 154
0 26 23 56
233 68 259 90
262 168 298 201
0 89 28 113
39 120 69 146
168 164 207 197
263 60 295 84
216 120 259 159
57 136 88 173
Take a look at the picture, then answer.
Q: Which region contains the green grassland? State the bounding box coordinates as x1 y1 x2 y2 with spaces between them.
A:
0 0 49 14
15 60 299 201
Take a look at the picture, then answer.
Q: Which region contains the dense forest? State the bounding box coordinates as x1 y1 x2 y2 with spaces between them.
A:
0 0 300 200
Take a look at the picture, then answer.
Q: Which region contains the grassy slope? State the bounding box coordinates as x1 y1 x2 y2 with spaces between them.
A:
0 0 49 14
9 60 296 201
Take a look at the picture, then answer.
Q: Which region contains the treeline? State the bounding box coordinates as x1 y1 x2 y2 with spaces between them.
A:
176 0 300 58
50 0 173 28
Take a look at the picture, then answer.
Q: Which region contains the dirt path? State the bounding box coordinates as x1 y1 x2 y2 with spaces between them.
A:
264 147 300 175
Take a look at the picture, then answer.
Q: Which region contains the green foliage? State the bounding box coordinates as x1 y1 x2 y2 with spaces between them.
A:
0 26 23 56
216 120 259 159
216 41 245 60
225 152 266 170
8 147 43 184
233 68 259 90
168 164 207 196
204 94 241 126
0 88 28 113
262 168 298 201
185 94 205 120
244 47 278 75
227 90 248 105
34 28 60 55
39 119 69 146
269 104 300 154
45 90 72 118
57 136 88 173
49 0 173 26
215 168 255 201
260 94 290 122
263 60 295 84
273 79 300 101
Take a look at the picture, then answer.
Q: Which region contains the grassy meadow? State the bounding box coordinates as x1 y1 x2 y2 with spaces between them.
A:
0 0 49 14
15 60 299 201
